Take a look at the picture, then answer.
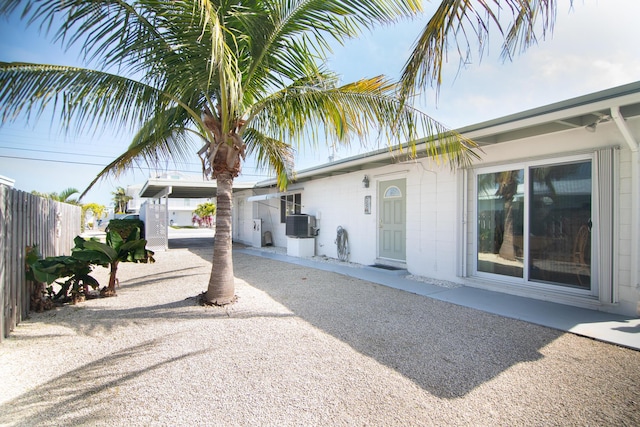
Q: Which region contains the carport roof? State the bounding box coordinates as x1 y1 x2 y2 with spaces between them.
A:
139 177 255 199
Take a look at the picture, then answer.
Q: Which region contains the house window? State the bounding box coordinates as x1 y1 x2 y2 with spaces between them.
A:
280 193 301 223
476 157 595 291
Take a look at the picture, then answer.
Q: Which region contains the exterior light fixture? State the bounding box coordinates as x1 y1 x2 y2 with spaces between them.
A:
362 175 370 188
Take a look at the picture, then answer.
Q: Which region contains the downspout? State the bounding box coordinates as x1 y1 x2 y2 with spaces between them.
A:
458 168 468 278
610 107 640 310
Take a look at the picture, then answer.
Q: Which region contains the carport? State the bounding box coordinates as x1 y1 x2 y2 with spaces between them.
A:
138 177 255 251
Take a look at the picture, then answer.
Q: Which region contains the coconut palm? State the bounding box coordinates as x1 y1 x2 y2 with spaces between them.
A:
112 186 132 214
1 0 485 305
31 187 80 205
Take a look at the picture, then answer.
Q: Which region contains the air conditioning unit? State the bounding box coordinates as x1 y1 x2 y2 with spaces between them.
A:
285 214 317 238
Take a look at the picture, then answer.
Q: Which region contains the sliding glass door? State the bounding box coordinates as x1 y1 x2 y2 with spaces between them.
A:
476 158 593 290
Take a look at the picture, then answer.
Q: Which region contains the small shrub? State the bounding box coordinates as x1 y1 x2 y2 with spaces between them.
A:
106 218 145 239
26 247 100 306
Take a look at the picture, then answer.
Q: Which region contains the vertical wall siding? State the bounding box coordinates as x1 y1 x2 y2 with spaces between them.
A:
0 186 81 342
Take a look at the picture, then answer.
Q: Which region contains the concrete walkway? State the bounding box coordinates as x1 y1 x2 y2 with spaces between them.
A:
237 246 640 351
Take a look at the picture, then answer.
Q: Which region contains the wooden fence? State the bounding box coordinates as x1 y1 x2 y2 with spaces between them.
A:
0 185 81 341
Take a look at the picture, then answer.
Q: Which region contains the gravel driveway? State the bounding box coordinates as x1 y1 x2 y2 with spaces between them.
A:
1 244 639 426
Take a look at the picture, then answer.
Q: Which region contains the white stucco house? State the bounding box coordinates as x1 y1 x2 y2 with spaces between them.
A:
232 81 640 318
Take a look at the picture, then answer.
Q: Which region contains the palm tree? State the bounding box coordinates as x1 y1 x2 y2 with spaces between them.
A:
31 187 80 205
112 187 132 214
1 1 556 305
1 0 479 305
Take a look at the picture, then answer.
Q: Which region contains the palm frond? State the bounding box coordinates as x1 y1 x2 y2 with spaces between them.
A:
242 0 423 96
249 74 480 168
243 128 295 190
400 0 560 99
4 1 174 79
0 62 164 134
58 187 80 202
80 106 201 199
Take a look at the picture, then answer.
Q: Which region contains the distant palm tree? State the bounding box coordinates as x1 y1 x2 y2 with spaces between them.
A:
111 187 132 214
31 187 80 205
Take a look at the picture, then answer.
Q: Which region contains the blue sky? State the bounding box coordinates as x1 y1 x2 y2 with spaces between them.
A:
1 0 640 207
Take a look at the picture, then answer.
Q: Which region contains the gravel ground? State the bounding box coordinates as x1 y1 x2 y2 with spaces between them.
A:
1 244 640 426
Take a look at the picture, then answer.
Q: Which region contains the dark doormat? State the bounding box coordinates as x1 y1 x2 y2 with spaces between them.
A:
369 264 404 271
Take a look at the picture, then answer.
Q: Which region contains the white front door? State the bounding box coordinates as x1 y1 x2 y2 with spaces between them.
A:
378 178 406 261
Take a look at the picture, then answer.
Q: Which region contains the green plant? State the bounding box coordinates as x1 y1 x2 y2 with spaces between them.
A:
30 187 80 205
112 187 132 214
81 202 106 231
25 246 54 311
194 202 216 218
25 226 155 307
26 247 100 305
106 218 145 240
73 228 154 297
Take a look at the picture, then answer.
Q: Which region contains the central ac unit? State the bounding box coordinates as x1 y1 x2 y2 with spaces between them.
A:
285 214 316 238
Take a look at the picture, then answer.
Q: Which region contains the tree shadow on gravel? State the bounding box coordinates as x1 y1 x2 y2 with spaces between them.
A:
0 336 208 427
24 291 296 337
232 252 565 399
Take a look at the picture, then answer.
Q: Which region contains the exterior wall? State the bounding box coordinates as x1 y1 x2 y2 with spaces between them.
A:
616 120 640 316
303 171 379 264
233 194 279 246
254 196 286 247
405 164 459 280
236 116 640 317
238 162 461 281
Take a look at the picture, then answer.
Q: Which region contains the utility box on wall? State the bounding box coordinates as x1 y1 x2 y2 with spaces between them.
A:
252 218 262 248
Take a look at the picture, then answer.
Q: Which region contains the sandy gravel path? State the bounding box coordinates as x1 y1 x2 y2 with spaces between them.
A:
1 244 639 426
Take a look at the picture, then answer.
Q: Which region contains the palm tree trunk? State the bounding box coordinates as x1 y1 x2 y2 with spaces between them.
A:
205 174 235 304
